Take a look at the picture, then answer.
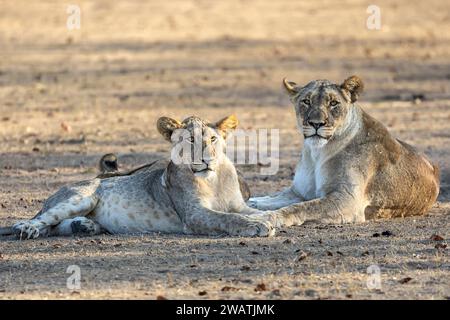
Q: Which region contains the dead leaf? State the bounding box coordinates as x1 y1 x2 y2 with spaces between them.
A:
221 286 239 292
254 283 267 292
399 277 413 284
198 291 207 296
435 243 447 250
361 251 370 256
431 234 444 241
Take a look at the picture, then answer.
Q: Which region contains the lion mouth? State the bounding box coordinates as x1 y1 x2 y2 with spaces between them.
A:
191 163 213 173
304 134 330 140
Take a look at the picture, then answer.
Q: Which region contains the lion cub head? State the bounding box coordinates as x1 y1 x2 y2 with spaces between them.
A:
157 115 238 176
283 75 364 148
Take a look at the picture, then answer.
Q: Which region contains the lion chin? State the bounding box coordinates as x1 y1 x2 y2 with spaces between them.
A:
304 135 329 148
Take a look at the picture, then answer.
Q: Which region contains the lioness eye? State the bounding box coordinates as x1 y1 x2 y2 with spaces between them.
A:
211 136 217 143
330 100 339 107
302 99 311 106
187 137 194 143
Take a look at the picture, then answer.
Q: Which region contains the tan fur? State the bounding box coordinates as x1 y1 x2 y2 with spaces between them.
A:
250 76 440 227
9 115 274 239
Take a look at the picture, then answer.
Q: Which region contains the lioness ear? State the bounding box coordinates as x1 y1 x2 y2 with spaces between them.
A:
283 78 300 96
157 117 182 142
340 75 364 103
215 114 238 138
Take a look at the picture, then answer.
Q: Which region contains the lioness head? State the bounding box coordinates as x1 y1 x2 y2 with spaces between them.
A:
157 115 238 176
283 75 364 147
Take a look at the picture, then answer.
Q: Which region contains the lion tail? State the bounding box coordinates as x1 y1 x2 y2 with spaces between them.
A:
0 226 14 236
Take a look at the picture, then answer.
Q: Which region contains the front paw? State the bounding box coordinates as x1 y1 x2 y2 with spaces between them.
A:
247 198 258 209
247 197 269 209
250 211 284 228
236 219 275 237
13 220 47 240
247 197 274 210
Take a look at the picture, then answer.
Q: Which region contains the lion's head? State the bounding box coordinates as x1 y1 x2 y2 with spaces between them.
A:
157 115 238 176
283 75 364 148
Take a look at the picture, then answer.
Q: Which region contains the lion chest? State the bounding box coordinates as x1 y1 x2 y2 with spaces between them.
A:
292 155 326 200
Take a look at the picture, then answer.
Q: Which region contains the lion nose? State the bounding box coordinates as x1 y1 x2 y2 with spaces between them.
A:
308 121 326 130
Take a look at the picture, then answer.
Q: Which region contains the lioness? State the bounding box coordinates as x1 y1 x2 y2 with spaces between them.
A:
97 152 251 201
250 76 440 226
1 115 274 239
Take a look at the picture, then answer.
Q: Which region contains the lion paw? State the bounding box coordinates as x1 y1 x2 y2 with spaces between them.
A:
247 198 258 209
250 211 285 228
236 219 275 237
70 218 99 235
13 220 47 240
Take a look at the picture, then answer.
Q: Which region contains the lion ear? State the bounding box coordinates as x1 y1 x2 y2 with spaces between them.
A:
283 78 300 96
340 75 364 103
215 114 238 138
157 117 182 142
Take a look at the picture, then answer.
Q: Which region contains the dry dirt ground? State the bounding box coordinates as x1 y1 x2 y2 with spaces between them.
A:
0 0 449 300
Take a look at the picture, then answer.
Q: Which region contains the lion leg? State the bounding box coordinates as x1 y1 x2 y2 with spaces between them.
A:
248 187 302 210
256 191 363 228
182 206 275 237
49 217 103 237
13 195 98 240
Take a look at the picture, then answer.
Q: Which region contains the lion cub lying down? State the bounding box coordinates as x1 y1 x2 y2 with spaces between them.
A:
2 115 274 239
250 76 440 227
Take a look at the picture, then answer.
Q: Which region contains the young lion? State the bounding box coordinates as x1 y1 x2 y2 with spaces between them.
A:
249 76 440 227
2 115 274 239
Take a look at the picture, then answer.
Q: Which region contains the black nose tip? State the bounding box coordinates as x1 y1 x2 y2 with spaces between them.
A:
308 121 326 130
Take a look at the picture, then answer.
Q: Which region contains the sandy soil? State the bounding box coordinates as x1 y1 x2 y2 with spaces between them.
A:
0 0 449 299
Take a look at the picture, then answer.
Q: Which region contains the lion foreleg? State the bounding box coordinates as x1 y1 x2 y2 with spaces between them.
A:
182 206 275 237
256 191 362 227
248 187 303 210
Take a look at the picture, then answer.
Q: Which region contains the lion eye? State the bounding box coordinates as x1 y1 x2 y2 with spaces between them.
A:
187 137 194 144
211 136 218 143
330 100 339 107
302 99 311 106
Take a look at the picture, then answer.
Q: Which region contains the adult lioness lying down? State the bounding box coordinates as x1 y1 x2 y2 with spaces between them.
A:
250 76 440 227
2 115 274 239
